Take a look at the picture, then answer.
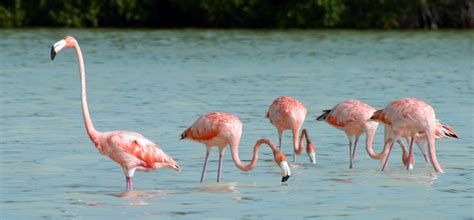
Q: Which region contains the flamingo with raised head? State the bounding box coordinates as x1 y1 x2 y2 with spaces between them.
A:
371 97 450 173
180 112 291 183
265 96 316 163
316 100 386 168
50 36 180 191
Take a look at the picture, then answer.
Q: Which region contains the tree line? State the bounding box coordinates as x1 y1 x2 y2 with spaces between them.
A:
1 0 473 29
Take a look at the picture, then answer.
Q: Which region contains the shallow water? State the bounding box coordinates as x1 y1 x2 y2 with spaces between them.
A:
0 29 473 219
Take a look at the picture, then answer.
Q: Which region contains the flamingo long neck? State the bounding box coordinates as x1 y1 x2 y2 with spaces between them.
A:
230 138 278 171
74 42 99 141
298 128 313 152
365 123 386 160
293 129 304 155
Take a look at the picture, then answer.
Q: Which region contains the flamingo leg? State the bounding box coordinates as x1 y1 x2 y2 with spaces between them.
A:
217 149 224 182
351 136 360 166
126 177 133 191
200 149 211 183
348 138 353 169
382 139 395 171
278 130 283 150
407 136 415 170
416 141 429 163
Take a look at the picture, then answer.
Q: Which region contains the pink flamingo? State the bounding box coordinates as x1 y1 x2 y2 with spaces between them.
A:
316 100 388 168
180 112 291 183
50 36 180 191
371 98 449 173
381 120 459 169
265 96 316 163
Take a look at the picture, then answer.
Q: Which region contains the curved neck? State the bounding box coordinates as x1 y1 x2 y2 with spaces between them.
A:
292 128 304 155
74 42 99 141
299 128 314 153
365 125 386 160
230 138 278 171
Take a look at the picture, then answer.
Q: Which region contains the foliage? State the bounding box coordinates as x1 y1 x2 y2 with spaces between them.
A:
0 0 472 28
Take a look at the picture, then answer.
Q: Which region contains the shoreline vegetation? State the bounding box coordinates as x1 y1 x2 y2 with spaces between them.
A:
1 0 473 29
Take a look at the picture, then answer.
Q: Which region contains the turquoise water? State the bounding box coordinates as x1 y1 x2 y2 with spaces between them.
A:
1 29 473 219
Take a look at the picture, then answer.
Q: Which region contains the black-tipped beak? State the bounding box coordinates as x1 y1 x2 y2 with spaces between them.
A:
281 175 290 182
51 46 56 60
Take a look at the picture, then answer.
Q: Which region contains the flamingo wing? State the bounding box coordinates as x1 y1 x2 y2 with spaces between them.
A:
113 132 177 169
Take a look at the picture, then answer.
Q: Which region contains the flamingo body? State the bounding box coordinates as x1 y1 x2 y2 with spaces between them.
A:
320 100 376 136
181 112 242 148
266 96 307 132
97 131 179 171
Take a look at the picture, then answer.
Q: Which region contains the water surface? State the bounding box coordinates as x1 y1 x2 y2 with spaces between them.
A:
1 29 473 219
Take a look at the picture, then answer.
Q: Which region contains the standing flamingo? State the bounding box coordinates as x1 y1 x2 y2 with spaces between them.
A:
316 100 387 168
180 112 291 183
50 36 180 191
371 98 447 173
265 96 316 163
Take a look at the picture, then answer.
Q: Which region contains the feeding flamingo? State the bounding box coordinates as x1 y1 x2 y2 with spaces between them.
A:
265 96 316 163
381 119 459 169
50 36 180 191
370 97 450 173
180 112 291 183
316 100 388 168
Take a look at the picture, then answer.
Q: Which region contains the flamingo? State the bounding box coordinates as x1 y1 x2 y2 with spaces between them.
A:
50 36 180 191
180 112 291 183
370 97 449 173
265 96 316 163
381 119 459 169
316 100 388 168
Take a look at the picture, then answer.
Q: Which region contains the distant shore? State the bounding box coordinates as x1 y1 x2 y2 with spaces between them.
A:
1 0 473 29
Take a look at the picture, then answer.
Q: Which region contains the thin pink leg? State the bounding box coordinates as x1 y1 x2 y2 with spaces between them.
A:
416 141 429 162
348 139 353 169
217 151 223 182
126 177 133 191
382 139 395 171
278 131 282 150
200 151 210 183
351 136 360 166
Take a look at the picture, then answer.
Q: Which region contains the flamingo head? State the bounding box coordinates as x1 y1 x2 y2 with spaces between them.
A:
274 151 291 182
51 36 77 60
306 143 316 164
402 153 414 170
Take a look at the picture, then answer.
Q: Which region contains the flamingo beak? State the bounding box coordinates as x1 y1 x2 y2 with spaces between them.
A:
50 46 56 60
51 39 67 60
308 152 316 164
279 161 291 182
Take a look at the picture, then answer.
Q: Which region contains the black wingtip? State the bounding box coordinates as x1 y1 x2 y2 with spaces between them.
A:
281 175 290 182
316 110 331 121
50 46 56 60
